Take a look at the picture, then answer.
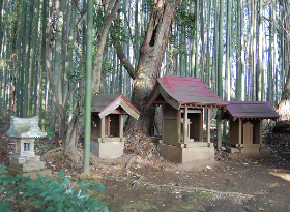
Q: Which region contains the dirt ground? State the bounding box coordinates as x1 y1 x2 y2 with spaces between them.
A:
1 120 290 211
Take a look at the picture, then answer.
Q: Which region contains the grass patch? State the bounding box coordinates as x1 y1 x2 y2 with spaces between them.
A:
120 201 153 211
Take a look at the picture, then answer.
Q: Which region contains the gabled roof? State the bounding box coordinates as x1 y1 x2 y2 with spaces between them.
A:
146 75 228 110
91 94 140 120
225 101 280 121
6 116 47 138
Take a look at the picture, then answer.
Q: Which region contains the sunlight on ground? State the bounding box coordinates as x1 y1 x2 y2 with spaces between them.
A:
269 169 290 182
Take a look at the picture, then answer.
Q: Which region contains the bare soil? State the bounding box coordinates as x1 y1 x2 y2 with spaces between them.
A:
1 119 290 211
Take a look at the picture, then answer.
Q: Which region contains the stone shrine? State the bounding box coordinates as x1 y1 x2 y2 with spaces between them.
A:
6 116 51 179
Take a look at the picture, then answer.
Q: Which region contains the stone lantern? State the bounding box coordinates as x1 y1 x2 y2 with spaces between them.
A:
6 116 51 178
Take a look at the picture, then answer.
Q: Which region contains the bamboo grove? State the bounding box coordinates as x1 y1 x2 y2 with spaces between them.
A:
0 0 289 139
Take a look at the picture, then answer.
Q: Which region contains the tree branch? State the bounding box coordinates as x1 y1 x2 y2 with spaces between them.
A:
112 31 136 80
106 0 121 26
104 0 115 19
64 79 81 108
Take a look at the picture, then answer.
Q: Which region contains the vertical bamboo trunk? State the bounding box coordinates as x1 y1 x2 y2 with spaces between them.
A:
273 0 278 104
20 1 28 117
200 0 205 81
84 0 93 175
225 0 231 101
0 0 4 55
217 0 224 149
195 0 200 78
240 0 245 101
257 0 263 101
50 0 62 133
40 0 48 130
179 27 184 76
250 0 256 100
29 0 41 117
23 0 34 117
190 35 196 77
235 0 241 100
62 0 71 103
213 0 219 94
267 5 272 106
206 0 211 87
68 2 77 121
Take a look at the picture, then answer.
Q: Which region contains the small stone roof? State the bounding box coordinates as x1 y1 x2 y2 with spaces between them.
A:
147 75 228 110
91 94 140 120
225 101 280 121
6 116 47 138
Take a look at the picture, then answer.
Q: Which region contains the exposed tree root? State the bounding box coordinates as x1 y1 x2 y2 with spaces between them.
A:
116 172 255 199
40 145 81 164
40 147 63 160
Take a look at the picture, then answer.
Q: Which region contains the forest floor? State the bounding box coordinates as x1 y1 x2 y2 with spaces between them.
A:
1 118 290 211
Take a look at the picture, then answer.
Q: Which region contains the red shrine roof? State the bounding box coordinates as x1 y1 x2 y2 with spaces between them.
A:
147 75 228 110
91 94 140 119
225 101 279 121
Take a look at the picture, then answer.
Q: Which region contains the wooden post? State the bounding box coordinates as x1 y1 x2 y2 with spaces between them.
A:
183 107 187 144
237 119 242 145
253 119 263 144
100 117 106 138
107 115 111 136
162 103 165 141
119 114 123 138
229 118 242 145
177 109 181 142
206 109 210 143
199 109 203 142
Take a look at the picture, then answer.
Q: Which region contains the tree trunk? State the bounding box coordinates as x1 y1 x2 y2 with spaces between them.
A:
279 70 290 121
213 0 219 94
217 0 224 149
124 0 176 136
91 0 121 94
29 0 41 117
257 0 263 101
278 1 290 121
40 0 47 129
0 0 4 55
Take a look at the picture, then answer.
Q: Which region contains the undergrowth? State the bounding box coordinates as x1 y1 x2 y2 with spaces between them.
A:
0 165 108 212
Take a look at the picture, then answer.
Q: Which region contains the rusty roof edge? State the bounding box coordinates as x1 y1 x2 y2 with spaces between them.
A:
98 96 121 119
119 94 140 115
98 94 140 119
118 97 140 120
146 84 161 108
159 86 180 110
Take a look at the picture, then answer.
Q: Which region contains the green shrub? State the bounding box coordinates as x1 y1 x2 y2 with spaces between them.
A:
0 165 108 212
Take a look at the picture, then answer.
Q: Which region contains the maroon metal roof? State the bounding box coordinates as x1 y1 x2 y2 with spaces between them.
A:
91 94 140 119
147 75 228 110
226 101 279 120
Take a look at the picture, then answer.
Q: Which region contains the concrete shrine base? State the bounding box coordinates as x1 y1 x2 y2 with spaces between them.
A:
226 145 268 154
7 168 52 180
7 154 52 179
157 143 215 164
90 140 124 159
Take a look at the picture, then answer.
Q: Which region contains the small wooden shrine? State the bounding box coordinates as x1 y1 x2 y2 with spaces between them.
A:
90 94 140 158
223 101 279 154
147 75 228 163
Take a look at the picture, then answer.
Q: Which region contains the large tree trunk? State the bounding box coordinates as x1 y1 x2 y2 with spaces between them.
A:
278 1 290 121
278 67 290 121
124 0 176 136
